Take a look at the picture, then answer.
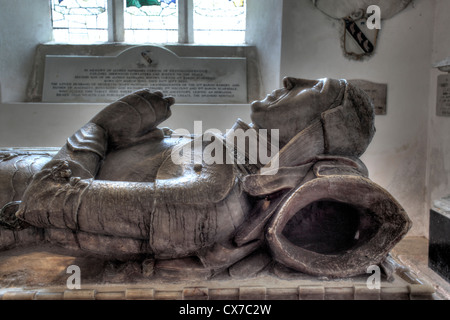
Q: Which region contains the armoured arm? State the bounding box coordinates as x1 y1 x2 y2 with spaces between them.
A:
16 89 173 233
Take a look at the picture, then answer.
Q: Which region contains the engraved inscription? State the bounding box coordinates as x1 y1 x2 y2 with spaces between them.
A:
42 46 247 104
50 68 241 100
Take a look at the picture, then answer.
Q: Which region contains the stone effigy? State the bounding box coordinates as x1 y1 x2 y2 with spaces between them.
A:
0 77 411 280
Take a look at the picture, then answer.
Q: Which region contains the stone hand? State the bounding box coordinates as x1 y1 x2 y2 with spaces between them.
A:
90 89 175 149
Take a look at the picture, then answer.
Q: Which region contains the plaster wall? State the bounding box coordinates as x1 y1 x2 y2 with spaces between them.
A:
246 0 283 94
280 0 435 237
0 0 52 102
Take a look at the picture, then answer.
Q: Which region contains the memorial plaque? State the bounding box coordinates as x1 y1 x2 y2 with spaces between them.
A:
434 57 450 73
348 79 387 115
42 46 247 104
437 74 450 117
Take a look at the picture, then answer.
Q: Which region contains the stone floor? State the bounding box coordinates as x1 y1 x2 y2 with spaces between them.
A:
389 236 450 300
0 236 447 300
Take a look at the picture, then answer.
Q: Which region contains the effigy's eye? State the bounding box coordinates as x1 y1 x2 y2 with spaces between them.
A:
283 77 295 90
312 81 324 92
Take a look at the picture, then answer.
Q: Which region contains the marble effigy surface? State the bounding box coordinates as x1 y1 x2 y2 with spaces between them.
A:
0 78 415 299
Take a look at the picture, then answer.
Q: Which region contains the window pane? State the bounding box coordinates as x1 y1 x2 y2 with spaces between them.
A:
124 0 178 43
193 0 246 44
51 0 108 43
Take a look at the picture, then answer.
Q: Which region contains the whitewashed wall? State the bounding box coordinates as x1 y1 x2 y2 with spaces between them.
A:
246 0 283 94
0 0 52 102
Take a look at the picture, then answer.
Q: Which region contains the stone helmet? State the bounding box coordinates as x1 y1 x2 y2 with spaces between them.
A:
321 80 376 158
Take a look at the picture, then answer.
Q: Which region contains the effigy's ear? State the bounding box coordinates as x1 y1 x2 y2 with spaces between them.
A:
266 174 412 278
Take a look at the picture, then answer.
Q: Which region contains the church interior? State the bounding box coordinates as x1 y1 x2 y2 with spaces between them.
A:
0 0 449 303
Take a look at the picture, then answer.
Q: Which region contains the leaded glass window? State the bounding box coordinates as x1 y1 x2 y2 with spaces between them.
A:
124 0 178 43
194 0 246 44
50 0 246 44
51 0 109 43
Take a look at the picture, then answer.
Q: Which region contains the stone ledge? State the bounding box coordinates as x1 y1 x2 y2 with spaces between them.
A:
0 282 436 301
0 243 437 300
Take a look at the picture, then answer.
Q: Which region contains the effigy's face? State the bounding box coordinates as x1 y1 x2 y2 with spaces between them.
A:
250 77 343 145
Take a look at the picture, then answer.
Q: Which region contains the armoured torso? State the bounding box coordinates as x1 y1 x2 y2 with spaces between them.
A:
94 134 252 259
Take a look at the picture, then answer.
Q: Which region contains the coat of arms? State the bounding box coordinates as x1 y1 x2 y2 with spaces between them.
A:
312 0 412 60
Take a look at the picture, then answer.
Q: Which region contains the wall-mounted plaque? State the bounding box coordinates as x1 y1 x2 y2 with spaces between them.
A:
348 79 387 115
437 74 450 117
42 46 247 104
